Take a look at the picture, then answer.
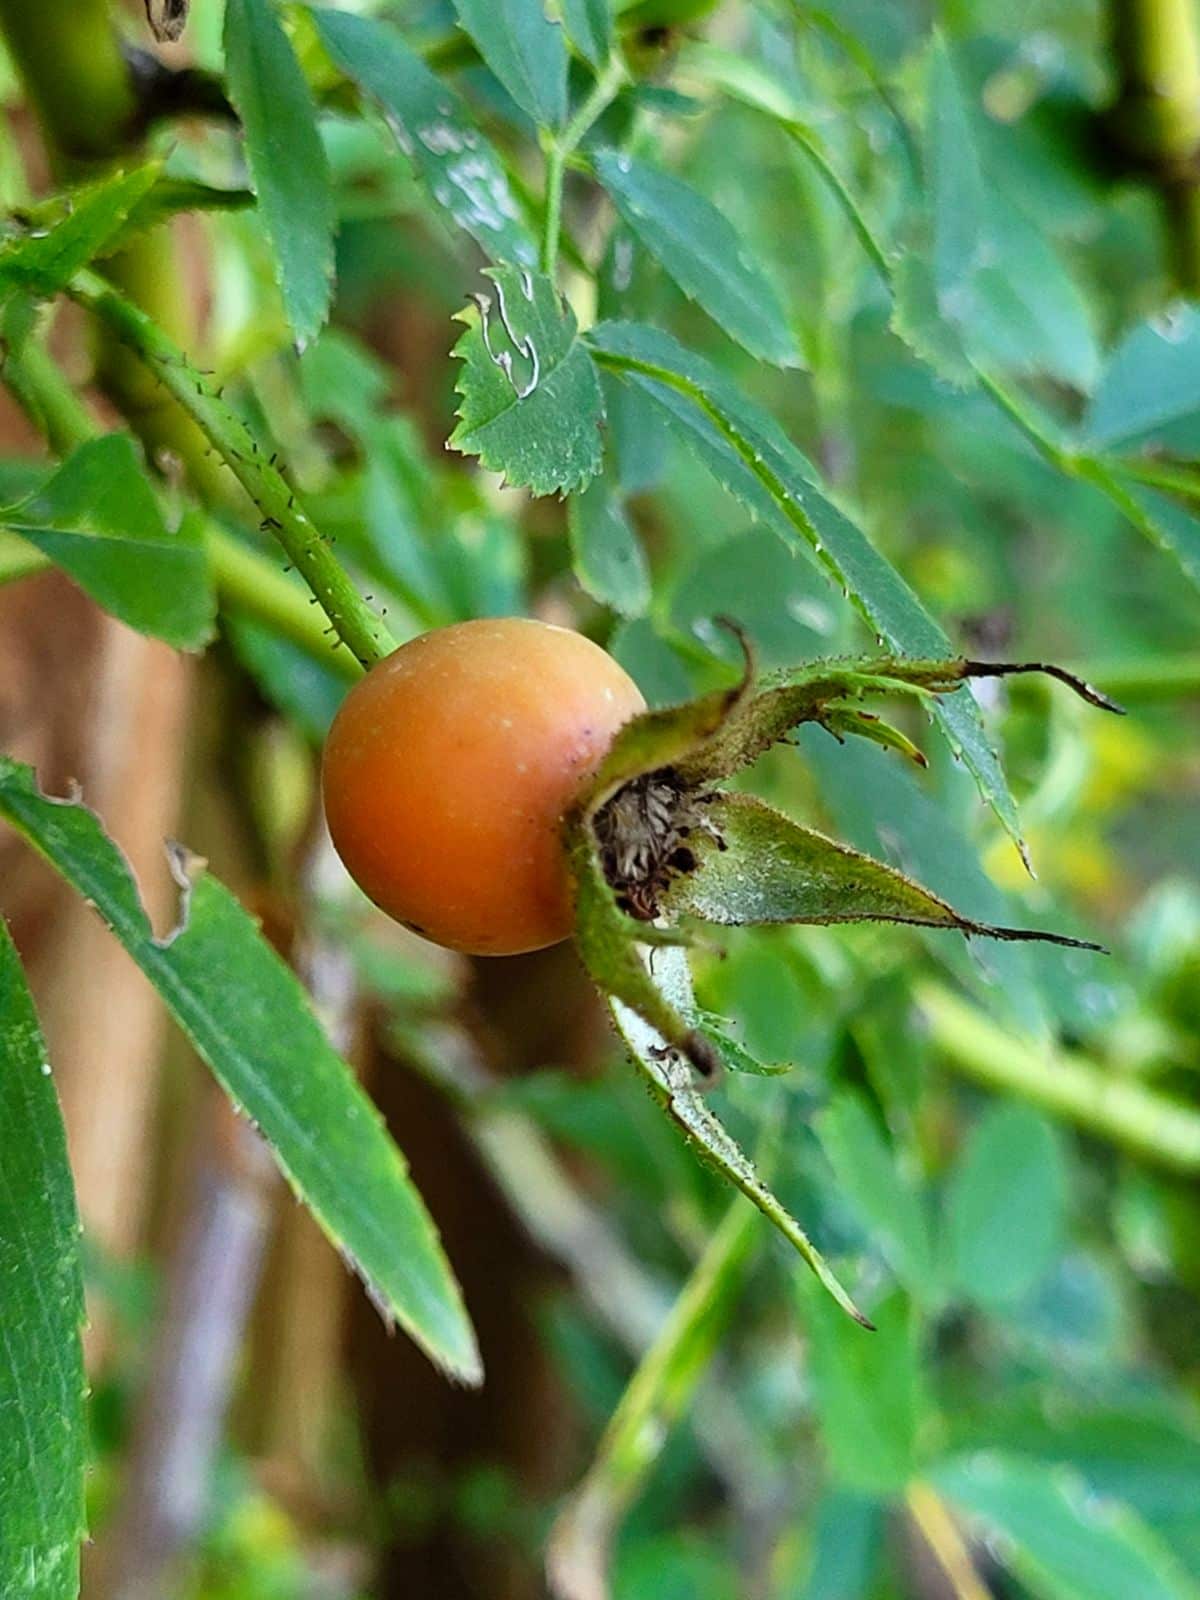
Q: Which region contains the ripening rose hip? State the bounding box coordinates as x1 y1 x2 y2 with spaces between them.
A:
321 618 646 955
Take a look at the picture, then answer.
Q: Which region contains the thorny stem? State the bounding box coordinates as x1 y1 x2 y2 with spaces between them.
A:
541 54 628 278
0 331 359 678
67 269 395 669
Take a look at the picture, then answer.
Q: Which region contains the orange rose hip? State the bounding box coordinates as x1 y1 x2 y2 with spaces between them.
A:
321 618 646 955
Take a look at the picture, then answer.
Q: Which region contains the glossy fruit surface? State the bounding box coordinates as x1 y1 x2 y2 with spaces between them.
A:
322 618 646 955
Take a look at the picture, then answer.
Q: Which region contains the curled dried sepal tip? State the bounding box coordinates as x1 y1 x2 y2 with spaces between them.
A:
962 659 1126 715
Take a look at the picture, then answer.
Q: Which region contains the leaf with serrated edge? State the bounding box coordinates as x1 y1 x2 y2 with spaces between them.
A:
0 758 481 1385
585 320 1028 862
560 0 611 65
450 0 567 128
225 0 334 348
593 150 796 366
3 435 215 649
659 793 1097 952
451 266 603 495
311 7 536 268
0 163 162 296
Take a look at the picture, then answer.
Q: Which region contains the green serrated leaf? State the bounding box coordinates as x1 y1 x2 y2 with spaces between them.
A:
677 41 894 287
585 320 1026 855
450 0 567 128
658 792 1086 949
451 266 604 495
0 922 86 1600
592 150 796 365
0 163 162 297
1 435 215 649
567 474 650 616
225 0 335 348
559 0 611 65
310 7 537 267
0 757 481 1385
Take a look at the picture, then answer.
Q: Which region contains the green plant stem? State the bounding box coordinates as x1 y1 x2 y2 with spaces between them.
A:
1082 653 1200 700
0 529 45 584
0 334 358 678
541 55 628 276
1108 455 1200 502
1111 0 1200 161
906 1483 992 1600
917 982 1200 1174
0 0 134 164
1109 0 1200 293
0 0 232 512
67 269 394 669
547 1194 759 1594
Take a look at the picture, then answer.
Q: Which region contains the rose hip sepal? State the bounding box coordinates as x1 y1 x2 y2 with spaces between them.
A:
562 635 1119 1327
